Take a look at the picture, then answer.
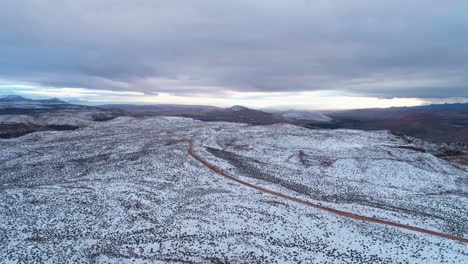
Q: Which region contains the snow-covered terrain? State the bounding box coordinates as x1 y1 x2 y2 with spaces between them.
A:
0 95 120 138
0 112 106 127
281 111 333 122
228 105 249 112
0 117 467 263
0 115 38 125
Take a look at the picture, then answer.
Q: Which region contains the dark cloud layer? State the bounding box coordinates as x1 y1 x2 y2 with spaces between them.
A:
0 0 467 98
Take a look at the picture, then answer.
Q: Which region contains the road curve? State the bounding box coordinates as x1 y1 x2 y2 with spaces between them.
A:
181 137 468 243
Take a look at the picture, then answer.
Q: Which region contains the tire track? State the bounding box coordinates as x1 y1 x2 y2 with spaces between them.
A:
181 137 468 243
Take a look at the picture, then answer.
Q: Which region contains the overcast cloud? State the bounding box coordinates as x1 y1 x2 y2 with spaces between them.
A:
0 0 467 104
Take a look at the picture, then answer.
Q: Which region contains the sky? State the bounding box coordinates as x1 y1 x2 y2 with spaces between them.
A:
0 0 467 110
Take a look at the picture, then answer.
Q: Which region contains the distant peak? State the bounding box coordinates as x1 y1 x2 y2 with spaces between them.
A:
228 105 249 111
0 95 29 102
2 95 26 99
0 95 68 104
46 98 67 103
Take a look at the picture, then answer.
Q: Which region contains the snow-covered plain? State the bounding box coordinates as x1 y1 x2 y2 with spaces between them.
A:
0 117 467 263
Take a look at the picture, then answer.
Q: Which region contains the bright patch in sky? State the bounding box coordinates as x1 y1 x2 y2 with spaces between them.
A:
2 83 462 110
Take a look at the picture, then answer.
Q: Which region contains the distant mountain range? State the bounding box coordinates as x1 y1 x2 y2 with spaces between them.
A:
100 100 468 143
329 102 468 120
0 95 111 114
0 95 83 112
326 103 468 144
0 95 67 104
1 95 468 143
100 103 285 125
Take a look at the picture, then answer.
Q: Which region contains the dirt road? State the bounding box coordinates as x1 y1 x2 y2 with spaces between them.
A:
181 137 468 243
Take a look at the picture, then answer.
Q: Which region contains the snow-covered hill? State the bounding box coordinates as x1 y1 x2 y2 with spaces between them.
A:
281 110 333 122
0 112 103 126
0 117 466 263
228 105 250 112
0 95 121 138
0 114 39 125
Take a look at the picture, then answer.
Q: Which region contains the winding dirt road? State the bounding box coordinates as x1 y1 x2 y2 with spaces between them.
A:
181 137 468 243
